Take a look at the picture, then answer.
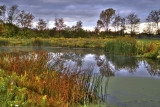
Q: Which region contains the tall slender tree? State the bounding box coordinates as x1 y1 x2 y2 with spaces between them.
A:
97 8 115 31
17 10 35 34
7 5 19 24
37 19 47 31
147 10 160 34
120 17 126 36
112 14 121 32
54 18 66 37
126 12 140 36
0 5 6 23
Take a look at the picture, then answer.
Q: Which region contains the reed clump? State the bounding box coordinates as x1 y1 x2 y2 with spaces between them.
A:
0 39 10 46
104 36 138 55
0 51 98 106
31 38 51 46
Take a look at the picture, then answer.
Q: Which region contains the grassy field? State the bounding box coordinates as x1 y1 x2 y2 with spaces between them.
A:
137 38 160 45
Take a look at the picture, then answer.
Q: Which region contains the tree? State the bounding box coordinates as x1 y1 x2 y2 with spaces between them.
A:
75 21 82 30
37 19 47 31
0 5 6 23
55 18 65 31
17 10 35 29
147 10 160 34
112 14 121 32
94 27 100 36
97 8 115 31
126 12 140 36
120 17 126 36
7 5 19 24
145 15 153 34
54 18 66 37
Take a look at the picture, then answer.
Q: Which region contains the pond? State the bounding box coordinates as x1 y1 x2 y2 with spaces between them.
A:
1 46 160 107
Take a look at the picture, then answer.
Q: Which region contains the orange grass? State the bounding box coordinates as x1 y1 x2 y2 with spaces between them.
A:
0 51 98 106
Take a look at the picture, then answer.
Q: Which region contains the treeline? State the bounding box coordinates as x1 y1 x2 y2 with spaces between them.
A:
0 5 160 38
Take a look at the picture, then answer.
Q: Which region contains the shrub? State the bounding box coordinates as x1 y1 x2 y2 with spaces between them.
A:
143 41 160 58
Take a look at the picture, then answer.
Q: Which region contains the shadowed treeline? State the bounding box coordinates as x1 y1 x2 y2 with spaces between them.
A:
0 5 160 38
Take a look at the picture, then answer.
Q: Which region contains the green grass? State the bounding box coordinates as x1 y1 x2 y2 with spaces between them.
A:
104 36 138 55
0 37 109 48
137 38 160 45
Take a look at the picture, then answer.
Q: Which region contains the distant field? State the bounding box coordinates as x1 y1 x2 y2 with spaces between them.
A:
137 38 160 44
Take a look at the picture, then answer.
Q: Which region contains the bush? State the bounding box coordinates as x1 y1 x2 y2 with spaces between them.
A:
143 41 160 58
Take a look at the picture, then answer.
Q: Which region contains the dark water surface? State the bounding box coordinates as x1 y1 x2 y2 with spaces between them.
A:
1 46 160 107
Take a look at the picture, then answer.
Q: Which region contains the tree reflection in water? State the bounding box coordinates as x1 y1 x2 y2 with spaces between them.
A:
2 47 160 104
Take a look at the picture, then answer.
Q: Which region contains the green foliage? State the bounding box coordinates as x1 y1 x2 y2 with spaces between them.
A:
143 41 160 58
0 70 28 106
0 24 6 36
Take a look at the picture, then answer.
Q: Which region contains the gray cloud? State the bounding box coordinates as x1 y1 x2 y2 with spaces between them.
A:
0 0 160 28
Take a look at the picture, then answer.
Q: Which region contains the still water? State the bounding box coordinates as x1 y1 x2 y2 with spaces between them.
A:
1 46 160 107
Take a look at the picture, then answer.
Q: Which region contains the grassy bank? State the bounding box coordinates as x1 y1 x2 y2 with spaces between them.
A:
104 36 160 58
0 51 102 106
1 37 160 58
0 37 109 48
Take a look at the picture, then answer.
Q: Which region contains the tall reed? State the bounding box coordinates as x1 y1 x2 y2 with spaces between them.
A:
104 36 140 56
0 51 99 106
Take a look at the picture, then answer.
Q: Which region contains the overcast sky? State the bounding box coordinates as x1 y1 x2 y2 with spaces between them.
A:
0 0 160 29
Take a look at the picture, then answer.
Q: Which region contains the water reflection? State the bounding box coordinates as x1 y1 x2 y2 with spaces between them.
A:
1 46 160 77
1 46 160 106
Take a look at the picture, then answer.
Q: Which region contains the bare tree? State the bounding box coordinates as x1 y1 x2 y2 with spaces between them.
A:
54 18 66 37
17 10 35 29
55 18 65 30
7 5 19 24
97 8 115 31
120 17 126 36
126 12 140 36
147 10 160 34
112 14 121 32
0 5 6 23
75 21 82 30
37 19 47 31
145 15 153 34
